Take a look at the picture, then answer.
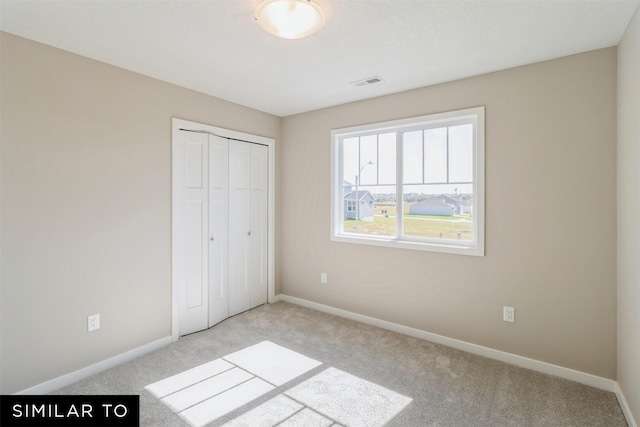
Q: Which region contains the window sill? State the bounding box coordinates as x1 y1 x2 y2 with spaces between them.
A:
331 234 484 257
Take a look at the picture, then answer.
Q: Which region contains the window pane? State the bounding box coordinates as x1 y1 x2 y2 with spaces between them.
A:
378 132 396 185
448 124 473 183
343 137 359 188
342 185 396 236
403 131 422 184
359 135 377 185
424 128 447 183
403 187 474 241
341 136 396 237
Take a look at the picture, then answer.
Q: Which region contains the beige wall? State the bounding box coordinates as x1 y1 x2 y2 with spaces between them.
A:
0 32 280 394
279 48 618 379
617 5 640 423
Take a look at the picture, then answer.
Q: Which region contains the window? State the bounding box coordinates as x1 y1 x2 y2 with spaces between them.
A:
331 107 484 256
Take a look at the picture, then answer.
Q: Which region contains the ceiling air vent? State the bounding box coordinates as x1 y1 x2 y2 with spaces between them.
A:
350 76 384 87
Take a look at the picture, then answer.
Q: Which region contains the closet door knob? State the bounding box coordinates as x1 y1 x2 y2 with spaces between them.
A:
210 236 215 241
247 231 252 236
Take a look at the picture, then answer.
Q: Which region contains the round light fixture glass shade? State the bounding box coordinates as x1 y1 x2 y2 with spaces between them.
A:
255 0 324 39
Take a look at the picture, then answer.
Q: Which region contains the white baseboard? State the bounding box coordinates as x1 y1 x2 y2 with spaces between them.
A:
15 336 173 395
275 294 617 392
615 383 638 427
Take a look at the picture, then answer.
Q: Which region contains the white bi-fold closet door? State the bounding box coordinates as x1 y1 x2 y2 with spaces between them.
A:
176 129 268 336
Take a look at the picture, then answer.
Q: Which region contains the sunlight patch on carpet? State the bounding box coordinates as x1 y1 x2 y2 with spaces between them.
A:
223 367 411 427
146 341 411 427
222 395 335 427
144 341 321 427
222 395 304 427
180 377 274 427
145 358 234 398
223 340 323 386
285 367 412 427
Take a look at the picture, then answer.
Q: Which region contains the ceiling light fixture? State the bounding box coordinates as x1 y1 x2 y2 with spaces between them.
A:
255 0 325 40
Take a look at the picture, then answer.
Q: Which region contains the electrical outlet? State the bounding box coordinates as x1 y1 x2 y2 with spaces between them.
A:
503 306 515 323
88 314 100 332
320 272 327 284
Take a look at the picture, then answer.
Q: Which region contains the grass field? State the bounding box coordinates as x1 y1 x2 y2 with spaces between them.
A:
344 202 473 240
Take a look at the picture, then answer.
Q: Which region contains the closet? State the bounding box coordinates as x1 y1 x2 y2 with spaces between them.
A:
174 126 269 336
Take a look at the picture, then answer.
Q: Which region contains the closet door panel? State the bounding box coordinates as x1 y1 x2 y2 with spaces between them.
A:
208 136 229 327
228 141 252 316
185 200 205 308
250 144 269 307
178 132 209 335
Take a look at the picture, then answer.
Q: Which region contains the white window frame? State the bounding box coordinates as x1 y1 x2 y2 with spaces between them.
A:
331 106 485 256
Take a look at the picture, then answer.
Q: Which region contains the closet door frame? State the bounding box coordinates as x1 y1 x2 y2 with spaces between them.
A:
171 118 276 342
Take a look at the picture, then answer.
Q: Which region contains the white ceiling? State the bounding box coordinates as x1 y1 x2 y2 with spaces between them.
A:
1 0 638 117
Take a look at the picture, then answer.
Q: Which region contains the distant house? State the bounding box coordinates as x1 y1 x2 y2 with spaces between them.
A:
409 194 473 216
438 194 459 206
409 199 454 216
344 190 375 221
